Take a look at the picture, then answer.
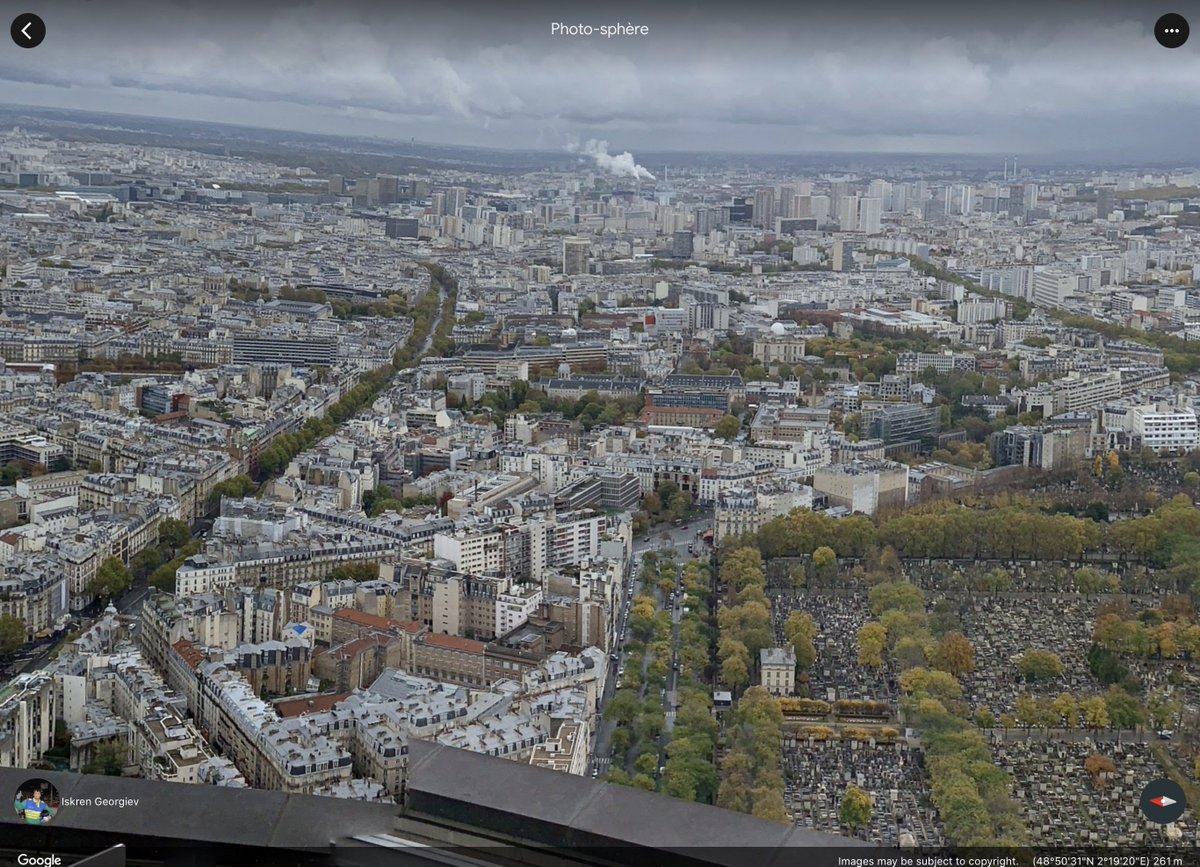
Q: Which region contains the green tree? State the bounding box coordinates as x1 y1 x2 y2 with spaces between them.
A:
327 562 380 582
82 741 125 776
634 752 658 777
868 581 925 616
158 518 191 553
604 768 633 786
1101 686 1143 729
667 491 692 523
721 653 750 689
715 415 741 441
840 785 873 833
90 557 132 602
130 547 164 580
631 773 657 792
0 615 26 654
1017 649 1065 682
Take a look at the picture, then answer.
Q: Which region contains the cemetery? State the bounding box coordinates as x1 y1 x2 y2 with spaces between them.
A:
769 580 1198 849
990 737 1192 847
782 734 944 846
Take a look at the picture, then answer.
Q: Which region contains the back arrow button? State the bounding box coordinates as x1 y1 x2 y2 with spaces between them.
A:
10 13 46 48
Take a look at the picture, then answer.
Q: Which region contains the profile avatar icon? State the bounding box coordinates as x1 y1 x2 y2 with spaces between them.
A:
14 779 59 825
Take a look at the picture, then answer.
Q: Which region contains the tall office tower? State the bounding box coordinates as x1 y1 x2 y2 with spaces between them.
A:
831 238 855 272
891 184 908 213
328 174 345 196
796 181 814 196
562 238 591 275
1096 186 1115 220
753 188 776 229
837 195 860 230
911 181 928 208
377 174 400 204
867 179 892 211
858 197 882 235
793 196 812 218
810 195 831 224
363 178 381 206
446 186 468 216
431 192 446 217
672 231 694 259
410 179 431 201
779 185 798 218
830 180 850 202
694 206 722 235
729 196 753 223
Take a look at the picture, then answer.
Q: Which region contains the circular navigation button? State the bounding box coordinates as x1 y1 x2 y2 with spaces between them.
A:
1139 779 1186 824
1155 13 1189 48
10 13 45 49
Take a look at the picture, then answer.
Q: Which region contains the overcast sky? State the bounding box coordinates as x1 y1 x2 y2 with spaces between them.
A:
1 0 1196 158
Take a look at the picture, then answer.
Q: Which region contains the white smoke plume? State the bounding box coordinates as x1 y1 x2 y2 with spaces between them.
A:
566 138 655 181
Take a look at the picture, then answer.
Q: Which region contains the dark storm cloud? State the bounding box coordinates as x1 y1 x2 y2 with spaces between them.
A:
0 0 1196 156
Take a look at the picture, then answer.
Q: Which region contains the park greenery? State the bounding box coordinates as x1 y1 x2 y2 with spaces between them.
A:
604 553 678 791
660 561 720 804
716 686 789 823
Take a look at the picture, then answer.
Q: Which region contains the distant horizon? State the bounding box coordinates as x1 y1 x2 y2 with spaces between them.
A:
4 104 1198 173
2 1 1197 162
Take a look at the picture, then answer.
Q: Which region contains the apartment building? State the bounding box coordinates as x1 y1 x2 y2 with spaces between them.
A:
812 460 909 516
1129 404 1200 452
0 672 56 768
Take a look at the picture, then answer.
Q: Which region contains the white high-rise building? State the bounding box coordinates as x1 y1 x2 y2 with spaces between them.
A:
858 197 882 235
809 195 831 224
445 186 467 217
836 195 859 231
867 179 892 210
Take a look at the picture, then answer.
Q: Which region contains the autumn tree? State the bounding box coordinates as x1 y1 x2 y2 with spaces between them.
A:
720 548 765 592
857 622 887 669
1080 696 1110 729
1083 754 1116 789
899 667 963 702
751 787 790 824
1052 693 1079 728
783 611 817 670
840 785 873 833
812 545 838 579
930 631 976 678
